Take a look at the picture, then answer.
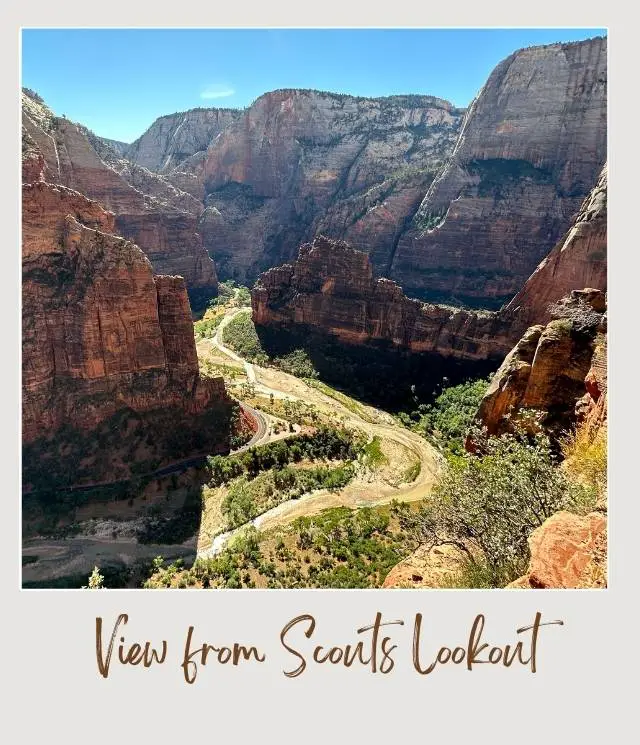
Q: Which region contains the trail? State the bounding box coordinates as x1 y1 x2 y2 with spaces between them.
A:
198 303 444 558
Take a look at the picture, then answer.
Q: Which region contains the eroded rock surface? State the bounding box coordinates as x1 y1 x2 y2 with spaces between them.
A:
22 180 230 449
253 235 515 361
391 37 607 307
197 90 463 281
22 90 217 292
508 511 607 589
473 289 606 439
504 164 607 328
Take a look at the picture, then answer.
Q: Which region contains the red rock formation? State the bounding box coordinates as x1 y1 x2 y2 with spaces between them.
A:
472 290 606 440
508 511 607 589
391 37 607 307
504 164 607 329
252 235 515 362
21 91 217 292
22 180 230 447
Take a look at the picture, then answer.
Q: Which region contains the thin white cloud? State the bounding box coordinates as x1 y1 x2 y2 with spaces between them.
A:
200 84 235 100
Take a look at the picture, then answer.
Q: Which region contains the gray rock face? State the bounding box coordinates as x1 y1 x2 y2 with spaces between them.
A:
390 36 607 308
125 108 242 173
95 136 130 157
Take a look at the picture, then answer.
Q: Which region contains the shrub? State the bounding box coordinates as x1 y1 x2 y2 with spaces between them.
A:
400 429 595 587
561 423 607 503
404 377 490 455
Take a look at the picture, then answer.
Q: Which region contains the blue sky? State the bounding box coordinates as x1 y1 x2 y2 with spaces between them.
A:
22 28 606 143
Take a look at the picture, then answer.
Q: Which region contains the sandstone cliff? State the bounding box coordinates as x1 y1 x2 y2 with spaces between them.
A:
197 90 463 281
252 235 514 362
22 179 227 439
125 107 241 173
21 90 218 293
391 37 607 307
22 180 233 484
503 163 607 328
473 289 607 440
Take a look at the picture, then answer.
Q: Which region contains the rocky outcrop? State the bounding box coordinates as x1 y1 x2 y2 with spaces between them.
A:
391 37 607 307
382 544 466 588
21 90 217 292
198 90 463 281
125 108 241 173
508 511 607 589
252 235 514 361
504 164 607 328
22 180 231 448
473 289 607 440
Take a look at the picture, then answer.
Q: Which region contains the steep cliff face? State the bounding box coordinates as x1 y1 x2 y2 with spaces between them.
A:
473 289 607 440
198 90 463 281
21 91 217 292
503 163 607 328
391 37 607 307
252 235 514 362
22 180 229 446
125 108 241 173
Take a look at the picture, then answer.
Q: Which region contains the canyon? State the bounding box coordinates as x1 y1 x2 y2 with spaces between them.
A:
101 37 606 310
21 32 608 590
391 36 607 307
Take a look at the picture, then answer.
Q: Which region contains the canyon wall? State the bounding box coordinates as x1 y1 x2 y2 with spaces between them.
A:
391 36 607 307
195 90 464 281
21 91 218 293
252 235 515 362
503 163 607 328
22 180 230 445
125 108 242 173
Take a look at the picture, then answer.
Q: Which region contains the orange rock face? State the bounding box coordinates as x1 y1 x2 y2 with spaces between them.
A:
504 164 607 329
22 91 217 292
252 235 516 362
22 180 230 446
509 511 607 589
473 289 607 440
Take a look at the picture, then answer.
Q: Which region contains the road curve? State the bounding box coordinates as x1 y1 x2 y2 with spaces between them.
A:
200 303 443 559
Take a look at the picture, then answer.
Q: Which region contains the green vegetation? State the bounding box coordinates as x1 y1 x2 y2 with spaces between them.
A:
206 426 362 487
222 312 269 364
194 312 224 340
413 207 448 232
399 377 491 455
272 349 319 378
136 485 204 544
562 422 607 499
222 463 355 529
209 279 252 308
145 505 415 589
362 436 389 469
399 428 598 587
